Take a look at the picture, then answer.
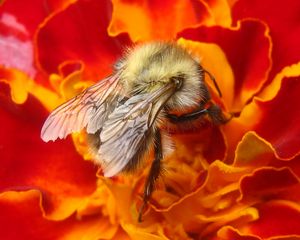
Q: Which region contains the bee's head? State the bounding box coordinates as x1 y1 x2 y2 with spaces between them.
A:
119 42 207 110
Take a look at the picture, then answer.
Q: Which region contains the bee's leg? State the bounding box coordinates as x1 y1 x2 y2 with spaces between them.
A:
167 108 208 122
167 103 228 125
203 69 222 98
138 129 162 222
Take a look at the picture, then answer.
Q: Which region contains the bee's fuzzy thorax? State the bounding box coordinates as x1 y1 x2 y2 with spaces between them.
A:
118 42 205 111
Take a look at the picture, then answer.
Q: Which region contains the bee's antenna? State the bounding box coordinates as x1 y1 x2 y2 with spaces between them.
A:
203 69 222 98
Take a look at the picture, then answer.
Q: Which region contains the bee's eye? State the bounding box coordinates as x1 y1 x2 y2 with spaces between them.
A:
170 74 184 90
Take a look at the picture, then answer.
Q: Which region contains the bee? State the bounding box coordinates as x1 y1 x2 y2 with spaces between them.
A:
41 42 227 221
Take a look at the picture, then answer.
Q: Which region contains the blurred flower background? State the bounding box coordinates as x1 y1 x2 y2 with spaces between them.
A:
1 0 300 239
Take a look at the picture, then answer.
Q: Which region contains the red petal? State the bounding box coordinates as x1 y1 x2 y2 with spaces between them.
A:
225 75 300 160
175 123 226 164
0 82 97 219
36 0 131 80
178 19 271 111
239 168 300 202
0 0 76 84
0 0 75 37
247 201 300 238
272 154 300 179
253 77 300 159
268 237 300 240
232 0 300 83
0 190 118 240
108 0 212 41
234 132 300 201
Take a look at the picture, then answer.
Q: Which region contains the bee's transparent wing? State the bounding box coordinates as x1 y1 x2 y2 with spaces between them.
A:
99 83 175 177
41 73 122 142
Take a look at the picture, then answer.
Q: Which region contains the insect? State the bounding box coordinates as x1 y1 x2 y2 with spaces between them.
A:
41 42 227 222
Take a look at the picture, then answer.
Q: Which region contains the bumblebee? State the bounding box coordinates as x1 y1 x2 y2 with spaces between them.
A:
41 42 227 221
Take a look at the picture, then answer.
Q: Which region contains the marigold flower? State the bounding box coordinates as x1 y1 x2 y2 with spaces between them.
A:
1 0 300 239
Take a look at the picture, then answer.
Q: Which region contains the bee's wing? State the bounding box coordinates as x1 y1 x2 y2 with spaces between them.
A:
41 73 123 142
99 83 175 177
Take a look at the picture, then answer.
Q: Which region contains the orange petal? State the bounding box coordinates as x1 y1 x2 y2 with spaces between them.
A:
178 19 272 111
111 228 131 240
160 160 251 234
203 0 232 27
147 124 226 211
121 222 168 240
163 224 194 240
108 0 213 42
217 226 261 240
101 177 135 222
259 63 300 101
0 67 32 104
0 67 61 110
193 207 259 237
177 38 235 108
233 132 275 168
